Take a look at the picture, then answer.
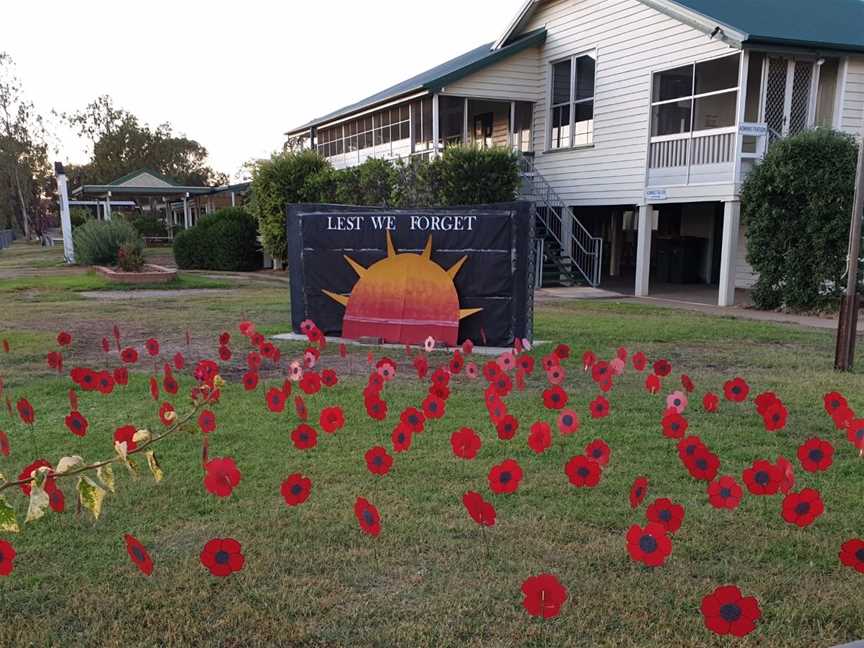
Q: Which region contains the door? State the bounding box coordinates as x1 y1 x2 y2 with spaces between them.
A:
762 57 816 141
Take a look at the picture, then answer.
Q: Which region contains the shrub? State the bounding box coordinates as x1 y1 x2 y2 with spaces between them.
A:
117 242 145 272
392 155 444 208
173 207 261 271
73 219 143 267
437 146 520 206
741 128 858 312
70 207 91 228
124 213 168 238
249 151 332 261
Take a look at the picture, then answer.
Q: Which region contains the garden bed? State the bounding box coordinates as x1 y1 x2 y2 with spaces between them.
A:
94 263 177 284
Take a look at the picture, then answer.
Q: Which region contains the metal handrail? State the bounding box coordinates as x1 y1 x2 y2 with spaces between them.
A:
518 155 603 287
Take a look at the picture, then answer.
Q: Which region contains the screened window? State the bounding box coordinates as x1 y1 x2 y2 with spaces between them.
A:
650 54 740 138
316 103 412 160
549 52 596 149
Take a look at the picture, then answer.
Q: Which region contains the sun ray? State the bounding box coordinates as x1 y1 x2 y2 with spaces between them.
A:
344 255 367 278
458 307 482 320
446 255 468 279
386 231 396 258
421 235 433 260
322 289 349 307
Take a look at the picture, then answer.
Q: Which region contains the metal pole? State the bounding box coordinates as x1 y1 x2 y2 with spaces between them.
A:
835 121 864 371
54 162 75 264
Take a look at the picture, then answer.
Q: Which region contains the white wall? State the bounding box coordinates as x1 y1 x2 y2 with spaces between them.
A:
443 46 542 102
840 56 864 136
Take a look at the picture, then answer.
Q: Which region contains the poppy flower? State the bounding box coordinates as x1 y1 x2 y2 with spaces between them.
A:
451 427 482 460
616 346 628 361
540 386 566 411
278 473 312 507
147 377 159 401
376 359 396 381
496 414 519 440
365 396 388 421
797 437 834 472
319 406 345 434
400 407 425 433
652 359 671 377
64 410 88 437
298 372 321 395
124 534 153 576
703 392 719 413
584 438 611 466
517 355 534 375
521 574 568 619
839 538 864 574
46 351 63 371
665 391 687 413
218 345 232 362
203 457 241 497
1 339 7 353
557 409 580 435
629 476 649 508
354 497 381 536
565 455 602 488
492 372 513 397
742 459 782 496
145 338 160 356
265 387 286 413
449 352 464 375
660 410 688 438
240 370 259 392
239 320 256 336
291 424 318 450
18 459 54 496
16 398 34 425
646 498 685 533
631 351 647 371
626 522 672 567
707 475 743 510
582 350 597 370
198 409 217 434
681 374 695 393
776 456 795 494
321 369 338 387
0 540 16 576
422 395 445 420
413 355 429 379
482 361 501 383
546 365 566 385
762 400 788 432
590 361 609 383
834 405 856 430
488 459 523 494
847 419 864 450
723 377 749 402
700 585 761 637
781 488 824 527
609 358 625 376
113 425 138 452
589 395 610 419
364 446 393 475
200 538 245 577
527 421 552 454
553 343 570 360
497 351 516 373
754 391 777 415
678 435 705 461
0 431 8 457
462 491 496 527
172 351 184 370
391 423 413 453
683 447 720 481
645 374 661 394
158 402 176 427
120 347 139 364
823 391 848 417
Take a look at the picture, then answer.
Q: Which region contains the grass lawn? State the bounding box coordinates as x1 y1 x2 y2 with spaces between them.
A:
0 248 862 646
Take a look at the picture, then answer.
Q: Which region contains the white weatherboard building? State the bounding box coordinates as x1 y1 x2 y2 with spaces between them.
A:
286 0 864 306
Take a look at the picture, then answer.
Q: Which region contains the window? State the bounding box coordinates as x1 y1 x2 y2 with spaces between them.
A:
316 102 412 160
548 52 596 149
650 54 740 138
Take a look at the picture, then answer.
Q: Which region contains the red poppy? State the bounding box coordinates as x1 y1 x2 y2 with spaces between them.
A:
700 585 761 637
148 377 159 401
762 400 787 432
629 476 649 508
742 459 782 496
781 488 824 527
0 430 8 457
64 410 88 437
280 473 312 506
550 344 568 361
557 409 579 435
218 345 232 362
775 455 795 494
319 406 345 434
240 370 258 392
400 407 425 434
527 421 552 454
173 352 185 370
723 377 749 402
298 371 321 395
0 539 16 576
432 367 451 386
646 497 685 533
200 538 245 577
582 350 596 370
626 522 672 567
46 351 63 372
546 365 566 385
18 459 54 496
365 396 388 421
684 447 720 481
823 391 848 417
449 352 464 375
413 355 429 378
57 331 72 347
848 419 864 450
565 455 602 488
645 374 661 394
462 491 496 527
680 374 695 393
16 398 34 425
753 391 777 415
492 372 513 397
158 402 175 427
702 392 719 413
354 497 381 536
590 361 609 384
521 574 568 618
422 394 445 420
631 351 647 371
203 457 241 497
113 366 128 386
661 411 688 439
584 438 611 467
145 338 160 357
496 414 519 440
451 427 482 459
124 534 153 576
291 424 318 450
652 358 672 377
690 460 732 500
839 538 864 574
198 409 217 434
391 423 413 453
1 339 7 353
364 446 393 475
797 437 834 472
321 369 338 387
487 459 523 494
589 395 610 419
429 382 450 401
120 347 139 364
265 387 286 413
537 386 564 411
517 355 535 375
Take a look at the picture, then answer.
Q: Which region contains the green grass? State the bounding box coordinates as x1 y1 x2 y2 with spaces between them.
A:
0 271 232 294
0 250 862 646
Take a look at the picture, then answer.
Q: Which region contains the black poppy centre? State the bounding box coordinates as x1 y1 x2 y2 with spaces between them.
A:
638 535 657 553
215 550 230 564
719 603 742 622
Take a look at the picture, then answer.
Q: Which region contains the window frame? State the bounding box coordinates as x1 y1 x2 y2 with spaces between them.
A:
546 49 597 151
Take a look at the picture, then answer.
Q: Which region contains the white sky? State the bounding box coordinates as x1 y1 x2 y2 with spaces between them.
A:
0 0 526 182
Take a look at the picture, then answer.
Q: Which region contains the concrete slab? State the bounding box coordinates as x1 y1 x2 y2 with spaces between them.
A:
535 287 624 301
79 288 233 300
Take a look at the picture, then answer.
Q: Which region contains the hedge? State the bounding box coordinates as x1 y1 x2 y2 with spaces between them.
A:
173 208 262 271
72 219 143 267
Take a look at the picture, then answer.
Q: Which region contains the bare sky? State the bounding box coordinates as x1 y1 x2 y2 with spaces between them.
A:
1 0 526 181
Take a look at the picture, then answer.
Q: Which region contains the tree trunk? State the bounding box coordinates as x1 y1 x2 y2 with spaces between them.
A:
13 165 29 240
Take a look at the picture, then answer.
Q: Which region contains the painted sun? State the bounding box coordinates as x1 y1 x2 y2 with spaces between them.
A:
323 231 480 346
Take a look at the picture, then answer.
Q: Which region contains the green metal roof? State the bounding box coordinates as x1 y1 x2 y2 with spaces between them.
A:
670 0 864 52
286 28 547 135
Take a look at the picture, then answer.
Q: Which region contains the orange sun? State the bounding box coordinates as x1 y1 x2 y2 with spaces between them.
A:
323 231 480 346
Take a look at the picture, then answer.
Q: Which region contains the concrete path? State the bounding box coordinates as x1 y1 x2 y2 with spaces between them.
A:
79 288 235 300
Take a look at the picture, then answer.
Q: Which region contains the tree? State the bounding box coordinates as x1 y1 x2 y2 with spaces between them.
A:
0 52 51 238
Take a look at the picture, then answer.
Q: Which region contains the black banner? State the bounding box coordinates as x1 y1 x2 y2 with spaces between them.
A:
286 202 534 347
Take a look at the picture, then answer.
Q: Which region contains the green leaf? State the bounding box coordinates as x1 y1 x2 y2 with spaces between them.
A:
77 476 106 520
0 495 19 533
145 451 163 483
97 464 115 493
